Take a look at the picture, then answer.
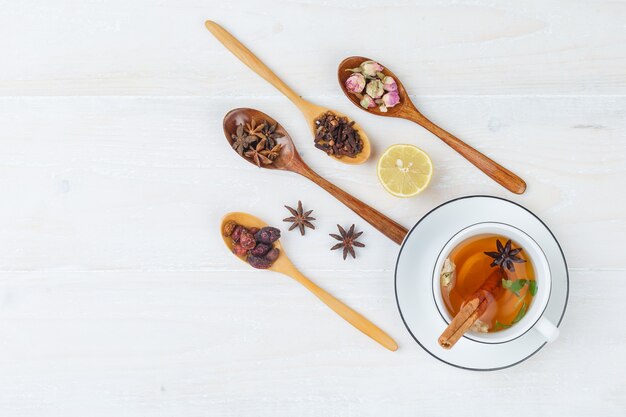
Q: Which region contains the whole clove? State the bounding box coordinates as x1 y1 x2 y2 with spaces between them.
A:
314 112 363 158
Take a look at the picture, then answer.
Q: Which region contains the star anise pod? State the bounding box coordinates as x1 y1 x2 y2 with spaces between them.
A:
330 224 364 260
283 201 315 236
484 239 526 272
244 119 265 138
261 143 282 161
244 138 273 167
231 124 256 155
260 122 282 148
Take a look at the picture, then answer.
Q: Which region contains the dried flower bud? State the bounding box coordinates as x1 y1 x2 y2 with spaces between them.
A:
379 104 388 112
360 94 376 109
345 73 366 94
382 76 398 92
382 91 400 108
360 60 384 77
366 79 384 99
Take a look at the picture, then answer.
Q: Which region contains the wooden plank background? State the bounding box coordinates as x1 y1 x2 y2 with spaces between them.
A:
0 1 624 415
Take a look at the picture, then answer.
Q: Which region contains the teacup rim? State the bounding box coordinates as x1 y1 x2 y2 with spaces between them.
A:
431 221 552 344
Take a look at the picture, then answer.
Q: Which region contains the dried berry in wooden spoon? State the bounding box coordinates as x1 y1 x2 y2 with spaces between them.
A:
220 212 398 351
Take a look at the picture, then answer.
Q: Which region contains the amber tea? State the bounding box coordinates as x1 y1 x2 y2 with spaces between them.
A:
439 234 537 333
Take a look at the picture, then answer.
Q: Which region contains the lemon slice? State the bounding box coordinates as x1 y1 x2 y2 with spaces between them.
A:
377 144 433 197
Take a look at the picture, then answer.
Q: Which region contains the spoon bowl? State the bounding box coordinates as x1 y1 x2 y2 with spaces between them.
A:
338 56 413 119
222 108 408 244
220 211 398 351
206 20 370 164
338 56 526 194
223 108 298 171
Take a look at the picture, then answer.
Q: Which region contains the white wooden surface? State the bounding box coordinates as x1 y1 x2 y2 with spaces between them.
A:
1 1 625 415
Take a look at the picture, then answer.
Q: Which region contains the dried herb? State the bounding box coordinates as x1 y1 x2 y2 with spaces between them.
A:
314 112 363 158
232 119 284 166
283 201 316 236
484 239 525 272
330 224 365 260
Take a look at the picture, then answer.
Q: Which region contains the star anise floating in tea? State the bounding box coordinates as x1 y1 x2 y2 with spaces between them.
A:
484 239 525 272
231 119 283 167
330 224 365 260
283 201 316 236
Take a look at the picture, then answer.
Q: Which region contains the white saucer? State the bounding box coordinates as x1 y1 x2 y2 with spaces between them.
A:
395 196 569 370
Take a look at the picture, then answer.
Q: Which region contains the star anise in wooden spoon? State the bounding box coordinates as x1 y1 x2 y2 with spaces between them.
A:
330 224 365 260
244 138 273 167
244 119 265 138
231 124 256 155
260 122 281 148
283 201 315 235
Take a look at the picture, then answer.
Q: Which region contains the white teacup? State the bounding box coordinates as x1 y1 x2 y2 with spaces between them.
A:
432 222 559 344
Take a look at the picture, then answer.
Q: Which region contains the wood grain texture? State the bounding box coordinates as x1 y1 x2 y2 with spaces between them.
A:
0 0 625 415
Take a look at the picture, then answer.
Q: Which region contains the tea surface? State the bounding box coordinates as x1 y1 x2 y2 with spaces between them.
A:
440 234 536 332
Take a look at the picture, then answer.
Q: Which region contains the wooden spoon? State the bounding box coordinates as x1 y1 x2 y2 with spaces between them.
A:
338 56 526 194
205 20 371 164
224 108 408 245
221 212 398 351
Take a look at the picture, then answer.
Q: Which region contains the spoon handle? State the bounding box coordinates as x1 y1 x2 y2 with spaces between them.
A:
284 265 398 351
409 111 526 194
297 163 408 244
205 21 304 107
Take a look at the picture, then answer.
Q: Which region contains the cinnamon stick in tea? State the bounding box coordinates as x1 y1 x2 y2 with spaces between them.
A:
438 271 501 349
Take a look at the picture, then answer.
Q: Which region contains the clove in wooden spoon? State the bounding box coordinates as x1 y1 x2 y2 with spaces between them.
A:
223 108 408 245
338 56 526 194
221 212 398 351
205 20 371 164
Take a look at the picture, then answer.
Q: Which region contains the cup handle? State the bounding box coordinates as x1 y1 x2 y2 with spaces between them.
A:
534 317 559 343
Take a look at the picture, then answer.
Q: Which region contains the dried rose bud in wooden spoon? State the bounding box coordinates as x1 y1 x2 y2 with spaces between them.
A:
338 56 527 194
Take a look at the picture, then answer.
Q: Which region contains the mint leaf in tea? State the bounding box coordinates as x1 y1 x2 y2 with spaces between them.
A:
438 234 537 349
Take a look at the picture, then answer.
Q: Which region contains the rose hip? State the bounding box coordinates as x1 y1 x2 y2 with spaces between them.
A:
231 225 244 243
232 243 247 257
248 255 273 269
249 243 271 257
239 229 256 250
265 248 280 262
255 227 281 244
